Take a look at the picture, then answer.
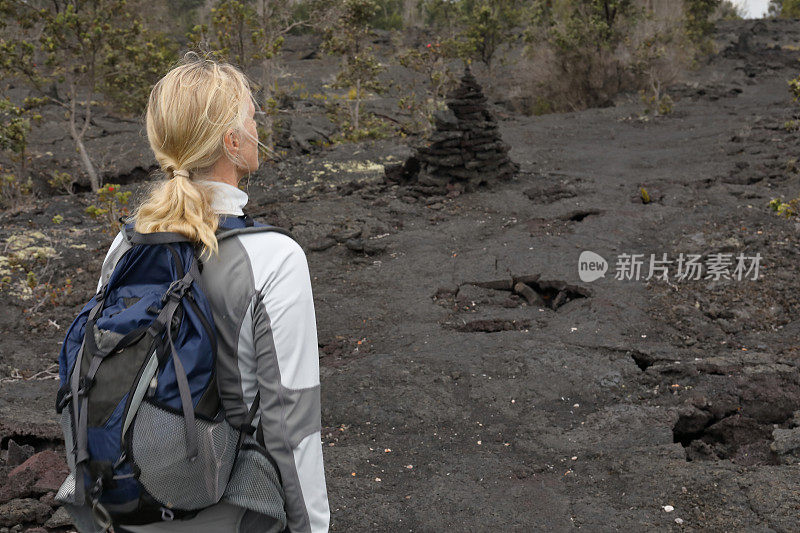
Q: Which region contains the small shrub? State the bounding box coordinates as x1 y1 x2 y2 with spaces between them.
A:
770 0 800 18
684 0 722 57
638 88 674 118
658 94 674 115
26 271 37 291
47 170 74 195
789 75 800 103
0 171 33 208
324 99 393 144
396 41 456 135
530 97 552 116
769 196 799 219
85 183 131 234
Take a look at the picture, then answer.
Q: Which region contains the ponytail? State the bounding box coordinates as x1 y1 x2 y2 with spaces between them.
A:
133 168 219 259
133 52 256 259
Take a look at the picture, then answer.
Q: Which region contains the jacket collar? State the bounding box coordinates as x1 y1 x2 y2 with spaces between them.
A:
196 179 249 216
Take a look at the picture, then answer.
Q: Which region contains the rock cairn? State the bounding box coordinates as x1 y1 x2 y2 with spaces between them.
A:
385 64 519 195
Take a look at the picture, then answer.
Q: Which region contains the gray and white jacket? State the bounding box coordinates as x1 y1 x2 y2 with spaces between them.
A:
96 181 330 532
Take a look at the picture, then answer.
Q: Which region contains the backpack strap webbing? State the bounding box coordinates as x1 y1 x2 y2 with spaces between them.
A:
236 391 261 451
146 254 203 461
125 231 193 245
216 225 295 242
70 287 110 506
122 222 296 247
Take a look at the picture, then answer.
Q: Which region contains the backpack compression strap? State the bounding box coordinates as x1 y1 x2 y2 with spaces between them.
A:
69 284 112 507
146 254 202 461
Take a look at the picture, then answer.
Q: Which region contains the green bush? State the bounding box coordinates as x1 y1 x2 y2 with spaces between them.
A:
768 0 800 18
769 197 799 219
47 171 75 195
86 183 132 234
0 171 32 209
684 0 722 56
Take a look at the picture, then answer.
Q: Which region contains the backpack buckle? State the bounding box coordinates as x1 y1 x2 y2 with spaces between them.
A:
77 376 95 396
56 390 73 412
162 278 192 304
238 422 257 436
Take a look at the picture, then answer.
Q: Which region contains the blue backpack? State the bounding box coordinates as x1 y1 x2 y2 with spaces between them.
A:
55 215 291 529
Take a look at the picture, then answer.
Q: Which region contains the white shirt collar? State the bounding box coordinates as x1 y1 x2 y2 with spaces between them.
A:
196 180 249 216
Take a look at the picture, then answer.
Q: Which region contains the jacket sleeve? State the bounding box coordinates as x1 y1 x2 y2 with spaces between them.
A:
248 236 330 533
96 231 125 292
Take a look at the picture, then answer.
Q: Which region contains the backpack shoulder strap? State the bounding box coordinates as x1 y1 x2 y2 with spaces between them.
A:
216 224 295 242
122 221 296 246
122 224 192 245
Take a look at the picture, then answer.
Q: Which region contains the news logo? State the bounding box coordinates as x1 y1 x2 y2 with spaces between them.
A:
578 251 608 282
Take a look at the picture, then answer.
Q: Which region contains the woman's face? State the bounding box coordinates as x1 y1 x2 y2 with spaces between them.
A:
237 98 259 175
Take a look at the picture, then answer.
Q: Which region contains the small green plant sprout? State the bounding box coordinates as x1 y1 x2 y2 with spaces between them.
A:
52 214 64 224
784 120 799 132
640 187 651 204
85 183 132 234
26 271 37 291
769 197 798 219
790 75 800 103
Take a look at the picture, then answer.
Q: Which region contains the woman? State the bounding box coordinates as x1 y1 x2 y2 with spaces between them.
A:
88 54 330 533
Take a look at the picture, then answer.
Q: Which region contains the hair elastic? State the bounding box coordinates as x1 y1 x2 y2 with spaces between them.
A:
172 169 190 179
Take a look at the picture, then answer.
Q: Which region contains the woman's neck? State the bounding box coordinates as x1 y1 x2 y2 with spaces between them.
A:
196 156 244 187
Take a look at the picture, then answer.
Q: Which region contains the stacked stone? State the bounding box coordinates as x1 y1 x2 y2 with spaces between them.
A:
385 64 519 194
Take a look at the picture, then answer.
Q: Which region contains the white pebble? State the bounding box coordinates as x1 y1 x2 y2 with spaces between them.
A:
662 505 674 513
675 518 684 525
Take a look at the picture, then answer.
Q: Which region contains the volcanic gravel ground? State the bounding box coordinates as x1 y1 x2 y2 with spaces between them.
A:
1 17 800 532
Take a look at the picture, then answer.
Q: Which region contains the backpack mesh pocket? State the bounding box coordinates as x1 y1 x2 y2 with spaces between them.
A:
130 400 238 510
223 435 287 527
55 404 76 506
55 472 76 504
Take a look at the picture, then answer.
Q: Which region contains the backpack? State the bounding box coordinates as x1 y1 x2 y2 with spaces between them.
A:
55 215 291 530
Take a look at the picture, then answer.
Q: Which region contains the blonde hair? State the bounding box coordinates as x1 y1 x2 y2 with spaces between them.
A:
134 52 261 259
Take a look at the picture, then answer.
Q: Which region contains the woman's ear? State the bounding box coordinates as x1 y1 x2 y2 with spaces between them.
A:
224 128 240 155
